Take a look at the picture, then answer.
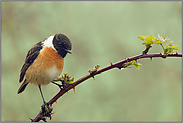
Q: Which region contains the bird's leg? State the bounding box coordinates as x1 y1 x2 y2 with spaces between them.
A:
38 85 46 104
38 85 53 120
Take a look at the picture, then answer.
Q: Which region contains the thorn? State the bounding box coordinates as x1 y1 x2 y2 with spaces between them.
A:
150 57 152 60
92 76 95 80
110 61 113 66
73 86 75 93
29 118 33 122
126 58 130 62
89 70 95 80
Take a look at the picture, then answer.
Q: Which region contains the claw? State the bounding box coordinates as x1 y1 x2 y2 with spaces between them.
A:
41 103 53 121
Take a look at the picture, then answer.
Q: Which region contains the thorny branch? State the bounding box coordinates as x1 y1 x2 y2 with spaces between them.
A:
31 52 182 122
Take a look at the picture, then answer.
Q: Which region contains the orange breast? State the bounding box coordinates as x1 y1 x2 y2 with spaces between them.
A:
25 46 64 85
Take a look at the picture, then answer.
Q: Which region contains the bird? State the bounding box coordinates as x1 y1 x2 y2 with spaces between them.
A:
18 33 72 104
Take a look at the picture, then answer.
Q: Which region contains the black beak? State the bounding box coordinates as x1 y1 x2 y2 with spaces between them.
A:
65 49 72 54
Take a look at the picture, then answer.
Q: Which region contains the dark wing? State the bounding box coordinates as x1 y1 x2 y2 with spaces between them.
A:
18 79 29 94
19 41 43 83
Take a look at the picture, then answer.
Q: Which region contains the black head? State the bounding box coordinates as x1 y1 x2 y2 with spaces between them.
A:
53 34 72 58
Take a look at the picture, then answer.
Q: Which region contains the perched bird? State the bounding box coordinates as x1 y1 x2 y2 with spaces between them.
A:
18 33 72 104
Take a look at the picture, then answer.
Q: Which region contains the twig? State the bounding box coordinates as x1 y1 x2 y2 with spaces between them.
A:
31 53 182 122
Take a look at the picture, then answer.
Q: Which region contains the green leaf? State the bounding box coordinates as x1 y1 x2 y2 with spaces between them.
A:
139 34 170 45
135 63 142 69
143 40 153 45
153 40 162 44
139 34 180 55
143 35 155 45
165 41 173 49
138 36 145 41
125 60 142 69
164 41 180 55
158 34 164 41
68 76 75 84
153 35 170 44
163 37 170 43
172 45 180 50
139 35 156 45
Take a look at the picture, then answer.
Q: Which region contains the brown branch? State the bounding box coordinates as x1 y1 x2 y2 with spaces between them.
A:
31 53 182 122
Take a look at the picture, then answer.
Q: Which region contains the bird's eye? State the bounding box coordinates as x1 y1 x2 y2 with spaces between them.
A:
58 42 62 45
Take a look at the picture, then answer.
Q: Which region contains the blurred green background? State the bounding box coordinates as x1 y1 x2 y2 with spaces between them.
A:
1 1 182 122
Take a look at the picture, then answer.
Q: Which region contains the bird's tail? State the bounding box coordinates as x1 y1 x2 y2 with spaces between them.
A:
18 79 29 94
